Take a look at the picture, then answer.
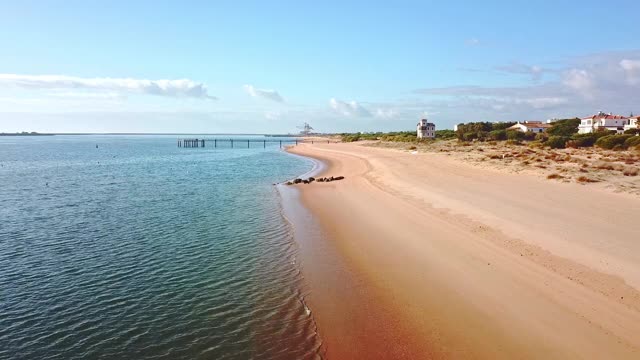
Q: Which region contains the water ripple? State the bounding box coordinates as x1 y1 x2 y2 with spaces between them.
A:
0 135 322 360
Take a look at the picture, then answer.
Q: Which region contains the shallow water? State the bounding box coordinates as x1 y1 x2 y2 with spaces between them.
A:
0 135 321 359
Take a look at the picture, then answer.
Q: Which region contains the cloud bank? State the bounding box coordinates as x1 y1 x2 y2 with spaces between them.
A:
0 74 216 99
329 98 372 117
243 84 284 102
414 51 640 122
495 63 546 81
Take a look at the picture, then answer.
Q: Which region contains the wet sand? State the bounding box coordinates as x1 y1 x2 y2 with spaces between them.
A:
285 142 640 359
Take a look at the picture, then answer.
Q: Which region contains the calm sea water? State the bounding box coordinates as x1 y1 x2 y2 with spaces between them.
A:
0 135 322 359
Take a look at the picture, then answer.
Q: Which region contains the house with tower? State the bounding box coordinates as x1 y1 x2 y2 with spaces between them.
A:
417 118 436 139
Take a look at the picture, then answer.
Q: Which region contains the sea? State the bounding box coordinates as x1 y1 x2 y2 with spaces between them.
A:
0 135 323 359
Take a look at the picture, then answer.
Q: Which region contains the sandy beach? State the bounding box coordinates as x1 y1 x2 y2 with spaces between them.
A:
286 142 640 359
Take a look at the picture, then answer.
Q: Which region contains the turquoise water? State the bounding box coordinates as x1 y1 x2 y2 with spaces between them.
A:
0 135 321 359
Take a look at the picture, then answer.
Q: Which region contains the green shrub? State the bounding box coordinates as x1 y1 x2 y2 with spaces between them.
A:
547 118 580 136
476 131 489 141
547 136 569 149
341 134 361 142
487 129 506 141
624 128 640 135
491 122 517 130
435 129 456 140
535 133 548 142
568 130 614 147
462 132 478 141
506 130 525 141
379 131 418 142
528 141 545 148
568 133 597 147
595 135 633 149
624 136 640 149
456 122 516 140
523 132 537 141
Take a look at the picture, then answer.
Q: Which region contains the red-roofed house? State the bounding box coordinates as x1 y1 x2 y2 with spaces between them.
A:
578 112 628 134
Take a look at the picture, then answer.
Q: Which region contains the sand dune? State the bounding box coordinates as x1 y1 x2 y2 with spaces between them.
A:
286 142 640 359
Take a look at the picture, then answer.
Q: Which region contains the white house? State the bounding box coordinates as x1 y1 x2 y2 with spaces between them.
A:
624 116 639 132
417 118 435 139
578 112 628 134
507 121 552 133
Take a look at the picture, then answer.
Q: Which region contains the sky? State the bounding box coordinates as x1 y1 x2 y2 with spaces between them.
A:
1 0 639 133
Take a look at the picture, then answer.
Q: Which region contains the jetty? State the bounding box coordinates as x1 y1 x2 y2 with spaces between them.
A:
177 138 333 148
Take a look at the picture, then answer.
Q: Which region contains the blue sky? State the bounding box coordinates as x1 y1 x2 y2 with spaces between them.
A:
1 0 639 133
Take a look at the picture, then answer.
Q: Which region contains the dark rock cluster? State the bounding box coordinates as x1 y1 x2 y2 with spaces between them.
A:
285 176 345 185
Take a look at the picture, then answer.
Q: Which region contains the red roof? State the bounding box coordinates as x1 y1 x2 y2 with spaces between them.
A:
582 113 628 120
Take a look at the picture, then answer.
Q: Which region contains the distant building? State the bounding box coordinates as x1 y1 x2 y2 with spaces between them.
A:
417 118 435 138
507 121 552 133
624 115 639 132
578 112 627 134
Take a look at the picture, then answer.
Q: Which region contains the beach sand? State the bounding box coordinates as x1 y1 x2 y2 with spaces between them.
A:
286 142 640 359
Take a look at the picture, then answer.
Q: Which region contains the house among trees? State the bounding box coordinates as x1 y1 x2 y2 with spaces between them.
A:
507 121 552 133
578 112 628 134
417 118 436 139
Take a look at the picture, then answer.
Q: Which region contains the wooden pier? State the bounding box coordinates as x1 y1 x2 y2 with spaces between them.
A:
177 138 333 148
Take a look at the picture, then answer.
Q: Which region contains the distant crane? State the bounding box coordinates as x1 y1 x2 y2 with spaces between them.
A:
297 122 314 136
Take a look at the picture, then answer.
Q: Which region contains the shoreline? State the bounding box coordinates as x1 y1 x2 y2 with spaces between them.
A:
284 142 640 359
277 153 432 359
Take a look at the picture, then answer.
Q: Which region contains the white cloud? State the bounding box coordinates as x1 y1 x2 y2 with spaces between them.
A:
243 84 284 102
563 69 594 94
466 38 481 46
329 98 371 117
0 74 216 99
421 110 440 117
620 59 640 71
264 110 286 120
410 51 640 127
516 97 569 109
495 63 546 81
374 108 396 119
620 59 640 85
46 91 126 100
